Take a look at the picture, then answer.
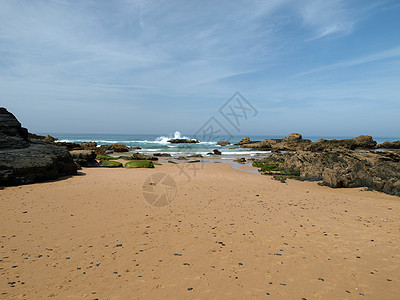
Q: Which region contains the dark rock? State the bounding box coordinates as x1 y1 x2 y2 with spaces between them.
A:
377 141 400 149
167 139 199 144
189 154 203 158
0 107 28 140
69 150 98 167
0 108 77 186
130 146 141 150
213 149 222 155
217 141 230 146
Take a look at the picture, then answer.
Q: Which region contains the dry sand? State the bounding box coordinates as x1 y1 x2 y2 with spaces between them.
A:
1 162 399 299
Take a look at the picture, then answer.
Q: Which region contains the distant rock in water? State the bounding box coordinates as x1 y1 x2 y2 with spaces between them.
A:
167 138 199 144
0 107 77 186
217 141 230 146
213 149 222 155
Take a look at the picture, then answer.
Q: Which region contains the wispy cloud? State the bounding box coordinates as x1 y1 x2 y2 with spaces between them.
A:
0 0 399 135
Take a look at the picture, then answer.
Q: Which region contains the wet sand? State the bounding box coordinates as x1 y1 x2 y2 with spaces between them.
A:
1 162 399 299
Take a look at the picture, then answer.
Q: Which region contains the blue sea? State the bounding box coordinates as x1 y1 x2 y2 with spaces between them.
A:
42 131 399 158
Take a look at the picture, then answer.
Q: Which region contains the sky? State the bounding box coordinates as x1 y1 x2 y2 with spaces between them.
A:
1 0 400 137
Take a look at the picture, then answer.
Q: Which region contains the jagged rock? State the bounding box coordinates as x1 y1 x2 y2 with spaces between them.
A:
0 108 29 149
0 108 77 186
268 149 400 196
217 141 230 146
130 146 141 149
69 150 98 167
167 138 199 144
81 142 97 150
0 107 28 139
377 141 400 149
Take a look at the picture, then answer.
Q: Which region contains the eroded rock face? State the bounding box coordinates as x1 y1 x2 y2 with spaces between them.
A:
0 108 77 186
268 149 400 196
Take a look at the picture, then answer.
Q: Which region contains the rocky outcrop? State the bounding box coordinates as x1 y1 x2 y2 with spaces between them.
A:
0 108 77 186
168 138 199 144
265 149 400 196
217 141 230 146
377 141 400 149
69 150 98 167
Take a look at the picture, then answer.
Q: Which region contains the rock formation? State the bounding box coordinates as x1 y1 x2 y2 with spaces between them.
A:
0 108 77 186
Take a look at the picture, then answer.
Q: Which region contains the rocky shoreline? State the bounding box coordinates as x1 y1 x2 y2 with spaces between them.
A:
245 133 400 196
1 108 399 196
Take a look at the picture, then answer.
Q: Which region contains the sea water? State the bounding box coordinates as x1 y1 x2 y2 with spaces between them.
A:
42 131 399 158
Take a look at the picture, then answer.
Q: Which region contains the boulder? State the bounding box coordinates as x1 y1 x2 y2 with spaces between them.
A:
130 146 141 150
167 138 199 144
217 141 230 146
0 107 77 186
69 150 98 167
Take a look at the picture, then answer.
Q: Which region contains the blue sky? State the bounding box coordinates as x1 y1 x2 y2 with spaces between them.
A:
1 0 399 137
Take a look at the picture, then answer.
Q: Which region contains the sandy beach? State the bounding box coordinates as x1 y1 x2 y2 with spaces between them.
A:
1 162 399 299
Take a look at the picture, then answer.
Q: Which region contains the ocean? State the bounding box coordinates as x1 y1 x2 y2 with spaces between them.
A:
43 131 399 158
